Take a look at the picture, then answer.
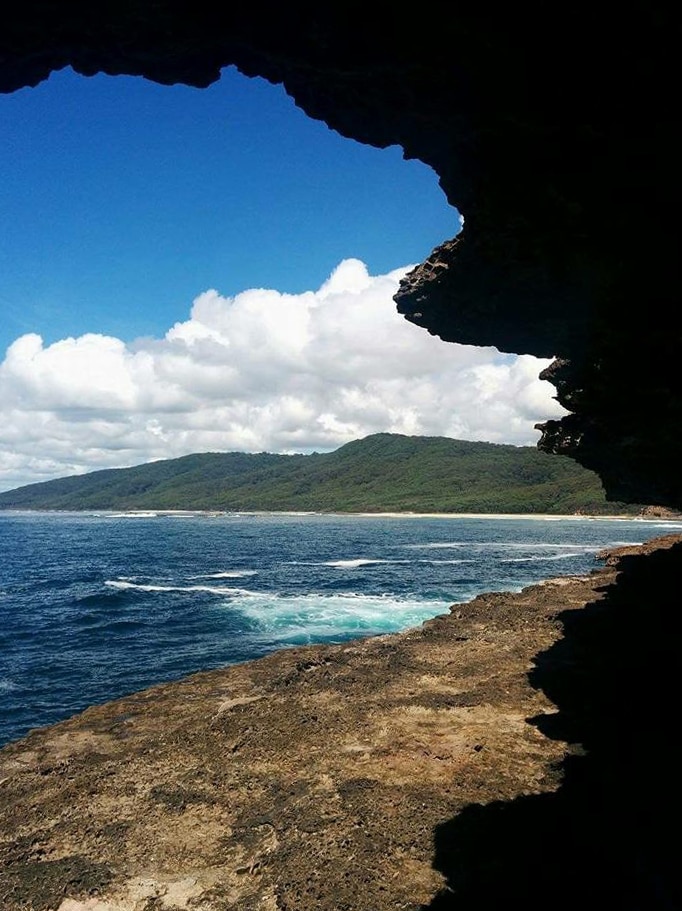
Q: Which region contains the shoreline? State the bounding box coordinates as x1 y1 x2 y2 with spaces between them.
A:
2 510 675 748
2 533 681 909
2 507 680 522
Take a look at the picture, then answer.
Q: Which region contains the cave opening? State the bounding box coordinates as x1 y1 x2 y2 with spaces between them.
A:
0 64 567 493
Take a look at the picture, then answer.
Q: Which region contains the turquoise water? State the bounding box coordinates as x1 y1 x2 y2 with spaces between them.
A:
1 511 679 747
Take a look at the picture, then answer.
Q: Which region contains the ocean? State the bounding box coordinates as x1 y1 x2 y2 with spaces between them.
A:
1 510 679 748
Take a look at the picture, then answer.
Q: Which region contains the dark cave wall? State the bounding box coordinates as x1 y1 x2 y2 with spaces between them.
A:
1 3 680 507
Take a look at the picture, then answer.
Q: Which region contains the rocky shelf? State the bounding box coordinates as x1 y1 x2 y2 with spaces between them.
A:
2 534 681 910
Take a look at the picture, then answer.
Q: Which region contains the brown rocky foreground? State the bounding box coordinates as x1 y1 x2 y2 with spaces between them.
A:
2 534 682 911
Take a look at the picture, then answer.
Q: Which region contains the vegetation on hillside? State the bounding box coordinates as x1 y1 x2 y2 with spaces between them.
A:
0 433 642 514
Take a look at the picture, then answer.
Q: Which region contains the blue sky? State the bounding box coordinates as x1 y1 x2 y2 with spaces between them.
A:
0 67 564 491
0 66 457 351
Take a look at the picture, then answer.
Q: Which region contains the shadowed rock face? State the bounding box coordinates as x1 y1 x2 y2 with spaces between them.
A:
1 5 680 506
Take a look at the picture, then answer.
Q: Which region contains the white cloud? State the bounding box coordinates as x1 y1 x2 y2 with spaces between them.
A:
0 260 566 491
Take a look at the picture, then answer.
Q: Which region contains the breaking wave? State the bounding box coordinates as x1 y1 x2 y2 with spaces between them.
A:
104 580 255 596
234 591 453 642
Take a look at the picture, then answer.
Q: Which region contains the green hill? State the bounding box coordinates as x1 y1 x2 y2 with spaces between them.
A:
0 433 641 514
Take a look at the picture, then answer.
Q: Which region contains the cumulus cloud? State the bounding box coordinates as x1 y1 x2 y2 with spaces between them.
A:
0 260 566 491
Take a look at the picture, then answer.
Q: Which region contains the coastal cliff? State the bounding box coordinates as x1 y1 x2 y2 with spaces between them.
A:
2 533 680 910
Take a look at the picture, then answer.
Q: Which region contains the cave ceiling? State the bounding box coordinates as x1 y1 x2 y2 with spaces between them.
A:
1 4 680 507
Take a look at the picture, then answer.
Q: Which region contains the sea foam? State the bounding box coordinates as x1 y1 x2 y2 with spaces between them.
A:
321 558 408 568
198 570 258 579
233 591 453 641
104 580 255 596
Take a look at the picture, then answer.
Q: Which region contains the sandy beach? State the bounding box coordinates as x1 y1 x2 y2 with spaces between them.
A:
93 509 682 522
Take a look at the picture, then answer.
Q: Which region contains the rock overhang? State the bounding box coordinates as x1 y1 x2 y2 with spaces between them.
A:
1 4 679 506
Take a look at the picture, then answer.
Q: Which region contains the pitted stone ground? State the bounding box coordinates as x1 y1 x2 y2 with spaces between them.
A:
2 535 680 910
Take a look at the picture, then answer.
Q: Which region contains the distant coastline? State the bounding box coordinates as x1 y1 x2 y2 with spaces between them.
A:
4 508 681 522
3 507 682 522
0 433 649 515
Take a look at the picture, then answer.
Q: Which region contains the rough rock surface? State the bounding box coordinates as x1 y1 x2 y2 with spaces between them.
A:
2 533 681 910
1 5 680 508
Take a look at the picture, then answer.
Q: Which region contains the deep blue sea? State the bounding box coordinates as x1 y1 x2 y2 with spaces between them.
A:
1 510 679 747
